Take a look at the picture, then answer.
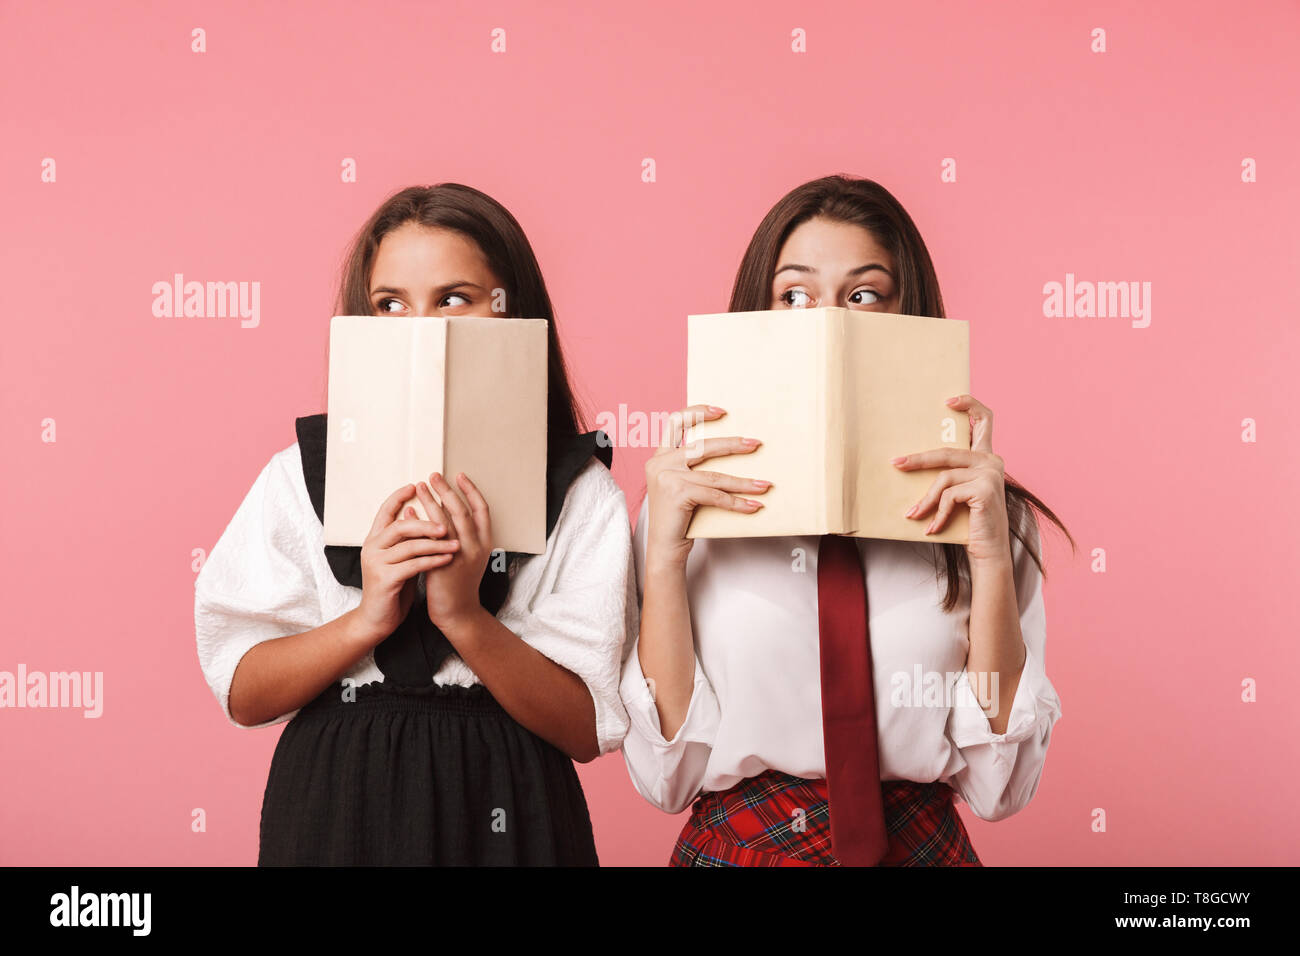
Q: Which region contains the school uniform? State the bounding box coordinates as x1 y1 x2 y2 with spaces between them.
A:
195 416 636 866
618 497 1062 866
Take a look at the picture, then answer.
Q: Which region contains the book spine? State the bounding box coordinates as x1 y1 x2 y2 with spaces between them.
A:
408 317 449 512
407 320 421 486
824 308 847 533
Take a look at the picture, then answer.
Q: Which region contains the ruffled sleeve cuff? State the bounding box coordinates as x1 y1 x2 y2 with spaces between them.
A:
498 461 637 758
195 588 310 730
944 641 1062 821
194 448 322 730
618 634 721 814
948 641 1059 748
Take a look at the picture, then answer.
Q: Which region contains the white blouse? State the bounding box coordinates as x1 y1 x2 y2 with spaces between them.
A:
618 496 1063 821
194 441 638 756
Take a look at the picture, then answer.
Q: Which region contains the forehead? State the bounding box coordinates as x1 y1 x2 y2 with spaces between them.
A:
371 222 491 278
776 217 893 272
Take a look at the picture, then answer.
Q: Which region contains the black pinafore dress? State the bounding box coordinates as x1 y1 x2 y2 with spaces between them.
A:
257 415 610 866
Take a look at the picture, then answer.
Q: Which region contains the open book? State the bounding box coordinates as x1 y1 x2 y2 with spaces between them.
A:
322 314 549 554
685 307 971 544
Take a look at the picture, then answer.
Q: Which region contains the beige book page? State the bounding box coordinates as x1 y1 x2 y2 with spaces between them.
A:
685 308 829 538
840 310 970 544
442 317 549 554
323 315 447 547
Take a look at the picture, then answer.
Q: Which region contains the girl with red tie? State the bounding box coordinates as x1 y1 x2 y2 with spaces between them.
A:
619 174 1075 866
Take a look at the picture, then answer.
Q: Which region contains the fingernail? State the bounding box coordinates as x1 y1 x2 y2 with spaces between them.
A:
925 522 935 534
905 505 917 517
890 456 907 465
708 406 724 414
752 479 771 489
945 397 959 405
741 438 761 447
746 499 764 509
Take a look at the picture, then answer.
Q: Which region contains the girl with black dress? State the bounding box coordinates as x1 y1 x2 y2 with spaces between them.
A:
195 183 635 865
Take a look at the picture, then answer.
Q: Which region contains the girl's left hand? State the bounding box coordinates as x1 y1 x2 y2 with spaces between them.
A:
411 472 494 631
891 393 1011 566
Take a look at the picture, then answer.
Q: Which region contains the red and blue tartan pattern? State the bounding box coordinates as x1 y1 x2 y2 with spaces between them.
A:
669 770 983 867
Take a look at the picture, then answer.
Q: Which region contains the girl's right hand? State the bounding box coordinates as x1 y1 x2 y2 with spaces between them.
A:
352 483 461 648
644 405 770 569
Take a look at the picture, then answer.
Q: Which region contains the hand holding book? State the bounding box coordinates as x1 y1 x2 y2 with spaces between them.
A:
351 482 460 649
323 314 548 555
684 307 972 545
407 471 496 633
890 392 1014 565
642 404 770 567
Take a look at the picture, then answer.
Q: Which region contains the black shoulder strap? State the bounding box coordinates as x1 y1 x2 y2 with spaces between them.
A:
295 414 365 588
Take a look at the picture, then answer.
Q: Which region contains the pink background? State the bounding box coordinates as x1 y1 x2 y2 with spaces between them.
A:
2 0 1297 866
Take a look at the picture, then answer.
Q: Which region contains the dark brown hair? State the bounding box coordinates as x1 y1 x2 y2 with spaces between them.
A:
331 183 587 463
730 174 1075 611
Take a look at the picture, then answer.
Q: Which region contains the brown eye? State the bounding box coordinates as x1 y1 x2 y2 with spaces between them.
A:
780 288 813 308
849 288 882 305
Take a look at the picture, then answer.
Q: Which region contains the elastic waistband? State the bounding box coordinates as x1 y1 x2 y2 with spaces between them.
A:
674 769 970 867
294 680 508 720
690 769 951 820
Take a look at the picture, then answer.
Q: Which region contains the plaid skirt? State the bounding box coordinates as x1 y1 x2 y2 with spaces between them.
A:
670 770 982 867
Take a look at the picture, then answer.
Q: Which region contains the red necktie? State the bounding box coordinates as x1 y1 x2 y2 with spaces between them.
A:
817 533 889 866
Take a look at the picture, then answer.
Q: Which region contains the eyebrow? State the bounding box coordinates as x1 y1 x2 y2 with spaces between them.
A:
370 280 488 297
773 263 895 280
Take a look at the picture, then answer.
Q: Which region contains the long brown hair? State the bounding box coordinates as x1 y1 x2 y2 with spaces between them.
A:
331 183 587 463
730 174 1075 611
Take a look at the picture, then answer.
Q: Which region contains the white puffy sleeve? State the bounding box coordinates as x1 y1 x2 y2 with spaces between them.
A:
194 448 322 730
497 461 637 757
943 508 1063 821
618 497 722 814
